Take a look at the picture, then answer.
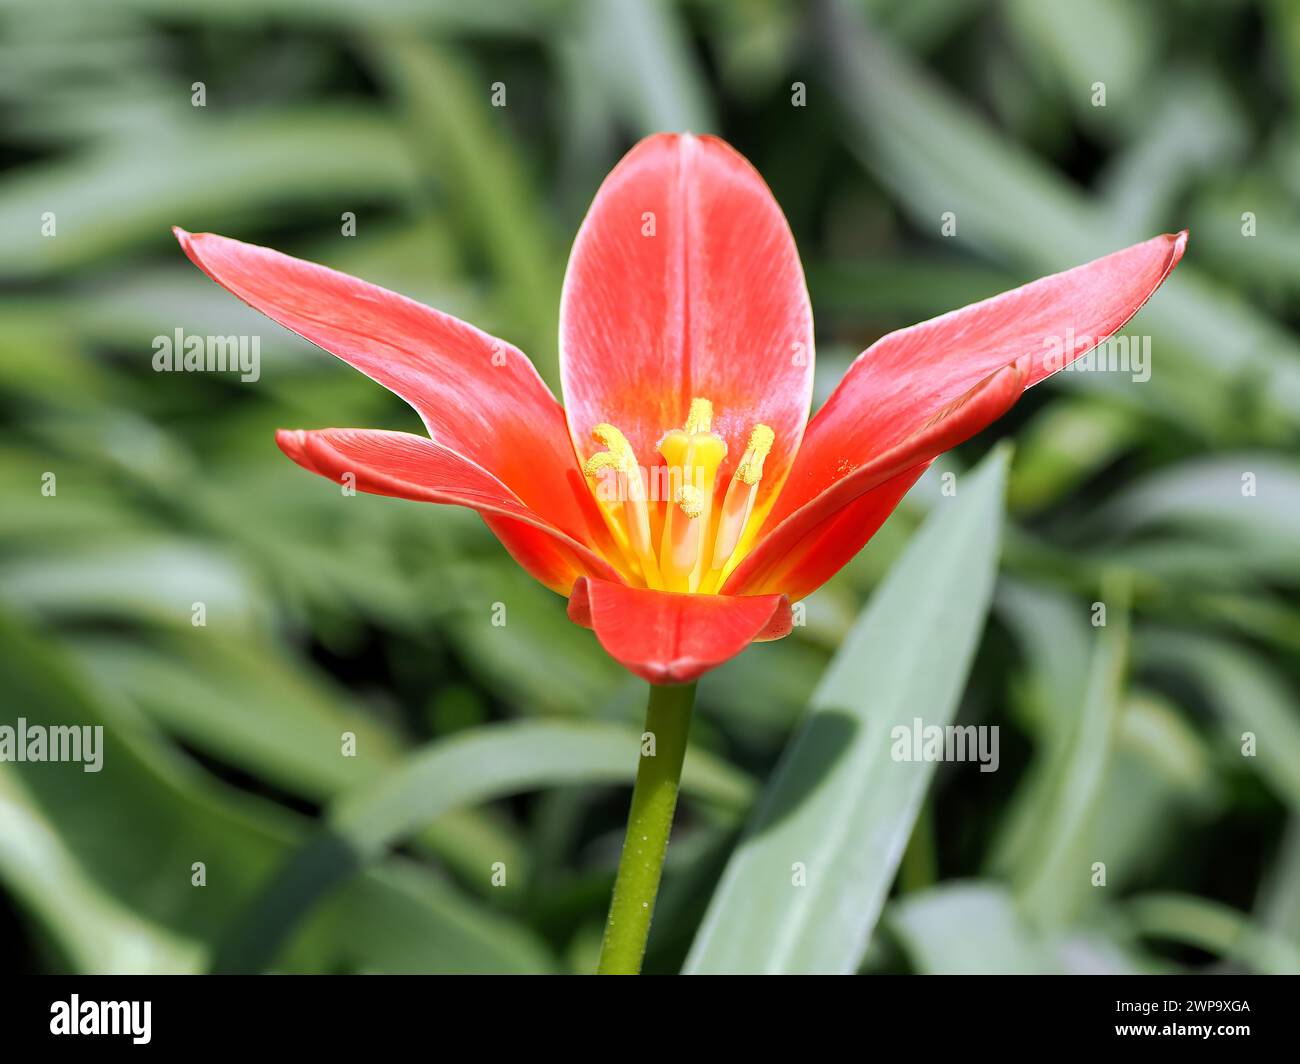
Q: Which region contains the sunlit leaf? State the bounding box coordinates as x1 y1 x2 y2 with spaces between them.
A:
684 445 1009 974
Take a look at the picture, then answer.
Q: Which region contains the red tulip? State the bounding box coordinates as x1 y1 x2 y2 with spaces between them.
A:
175 133 1185 685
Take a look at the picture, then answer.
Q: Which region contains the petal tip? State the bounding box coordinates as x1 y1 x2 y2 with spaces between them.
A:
273 428 312 467
172 226 210 272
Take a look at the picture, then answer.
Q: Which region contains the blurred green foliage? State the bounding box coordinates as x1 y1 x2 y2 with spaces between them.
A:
1 0 1297 974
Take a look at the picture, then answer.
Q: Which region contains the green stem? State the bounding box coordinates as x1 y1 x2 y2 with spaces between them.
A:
596 681 697 975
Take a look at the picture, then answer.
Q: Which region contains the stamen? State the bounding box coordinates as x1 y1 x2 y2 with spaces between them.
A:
580 402 772 595
661 484 703 590
582 450 623 478
622 463 655 558
708 423 774 573
735 424 774 485
587 423 636 470
583 422 661 588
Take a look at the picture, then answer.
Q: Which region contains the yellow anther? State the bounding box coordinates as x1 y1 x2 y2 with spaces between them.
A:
675 483 705 519
586 423 636 472
582 450 624 478
584 421 662 588
705 423 777 583
735 424 774 485
684 397 713 434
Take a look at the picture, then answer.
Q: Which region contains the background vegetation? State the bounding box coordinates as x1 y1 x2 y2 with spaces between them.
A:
2 0 1298 974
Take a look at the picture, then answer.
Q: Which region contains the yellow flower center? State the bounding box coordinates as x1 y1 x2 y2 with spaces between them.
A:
582 397 774 594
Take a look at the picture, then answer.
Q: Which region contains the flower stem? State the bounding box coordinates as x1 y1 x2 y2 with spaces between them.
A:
596 680 698 975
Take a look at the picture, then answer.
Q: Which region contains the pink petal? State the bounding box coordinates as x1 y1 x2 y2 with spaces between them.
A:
278 428 621 594
176 228 615 557
725 359 1026 598
559 134 814 524
769 232 1186 527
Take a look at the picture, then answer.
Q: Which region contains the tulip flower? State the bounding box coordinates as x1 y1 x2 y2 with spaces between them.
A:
175 132 1184 974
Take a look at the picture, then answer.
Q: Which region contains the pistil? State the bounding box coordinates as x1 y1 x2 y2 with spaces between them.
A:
657 399 726 592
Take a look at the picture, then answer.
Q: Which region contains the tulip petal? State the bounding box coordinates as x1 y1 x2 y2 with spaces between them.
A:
567 576 792 684
724 359 1026 598
559 133 814 523
769 232 1186 526
277 428 621 594
176 228 614 557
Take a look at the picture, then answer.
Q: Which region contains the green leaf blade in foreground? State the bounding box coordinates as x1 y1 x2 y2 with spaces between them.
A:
212 720 753 973
684 445 1010 974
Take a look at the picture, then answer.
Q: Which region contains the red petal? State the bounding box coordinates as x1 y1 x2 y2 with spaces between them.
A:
559 134 814 522
176 228 614 557
769 232 1186 526
277 428 621 594
567 577 792 684
734 465 929 602
724 360 1026 598
482 515 619 597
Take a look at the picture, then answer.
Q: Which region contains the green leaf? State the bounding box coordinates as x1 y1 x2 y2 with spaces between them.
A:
889 882 1154 975
119 0 549 31
1256 819 1300 949
1003 0 1157 130
1095 454 1300 580
1015 576 1130 925
1127 893 1300 974
809 256 1017 324
0 769 201 974
213 720 753 972
889 883 1050 975
1140 630 1300 811
71 631 401 798
987 579 1091 879
1008 398 1139 514
683 445 1009 974
68 630 524 886
0 109 417 277
581 0 716 135
0 608 552 974
330 721 752 851
0 539 266 629
996 576 1218 899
